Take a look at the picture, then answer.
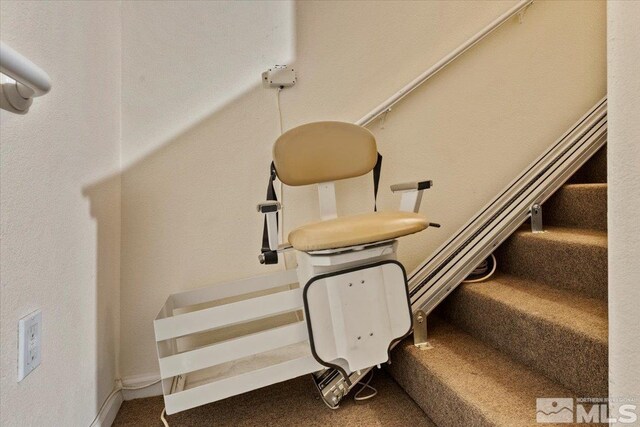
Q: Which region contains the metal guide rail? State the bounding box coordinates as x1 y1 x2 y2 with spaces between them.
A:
316 97 608 407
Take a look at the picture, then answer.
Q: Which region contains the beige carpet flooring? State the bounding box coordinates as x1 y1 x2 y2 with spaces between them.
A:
113 370 435 426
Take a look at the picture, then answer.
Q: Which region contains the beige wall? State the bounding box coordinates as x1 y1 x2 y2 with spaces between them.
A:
608 1 640 424
118 0 606 385
0 1 121 426
120 0 295 166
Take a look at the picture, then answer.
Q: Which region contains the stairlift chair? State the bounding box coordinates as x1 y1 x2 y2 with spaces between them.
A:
154 121 437 414
260 120 436 375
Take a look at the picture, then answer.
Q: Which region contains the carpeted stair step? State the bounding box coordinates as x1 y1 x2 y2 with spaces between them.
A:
495 226 607 300
387 318 586 427
544 184 607 231
568 147 607 184
440 274 607 398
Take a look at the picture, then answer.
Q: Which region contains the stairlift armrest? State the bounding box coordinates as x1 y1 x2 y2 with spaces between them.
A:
390 180 432 213
257 201 281 251
390 180 433 193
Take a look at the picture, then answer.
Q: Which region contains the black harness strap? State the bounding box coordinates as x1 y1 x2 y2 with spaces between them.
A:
373 153 382 211
261 162 279 264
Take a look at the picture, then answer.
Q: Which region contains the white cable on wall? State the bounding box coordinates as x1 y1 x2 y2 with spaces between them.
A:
276 87 284 135
275 87 289 269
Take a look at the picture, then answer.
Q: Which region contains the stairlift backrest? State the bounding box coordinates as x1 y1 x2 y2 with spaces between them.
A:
273 121 377 186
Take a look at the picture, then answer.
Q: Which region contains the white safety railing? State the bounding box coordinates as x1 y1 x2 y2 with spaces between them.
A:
0 41 52 114
356 0 533 127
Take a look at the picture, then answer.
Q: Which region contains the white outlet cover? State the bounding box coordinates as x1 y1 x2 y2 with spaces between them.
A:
18 310 42 382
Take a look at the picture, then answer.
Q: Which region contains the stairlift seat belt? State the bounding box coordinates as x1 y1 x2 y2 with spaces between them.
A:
372 153 382 211
261 162 280 264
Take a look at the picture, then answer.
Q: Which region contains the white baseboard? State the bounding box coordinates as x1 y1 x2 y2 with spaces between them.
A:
91 389 123 427
121 373 163 400
89 374 162 427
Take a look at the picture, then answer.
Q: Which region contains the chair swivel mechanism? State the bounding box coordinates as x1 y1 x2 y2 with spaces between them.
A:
257 121 438 385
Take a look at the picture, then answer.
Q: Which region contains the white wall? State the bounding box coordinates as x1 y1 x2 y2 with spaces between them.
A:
608 1 640 424
0 1 121 426
120 0 295 166
118 0 606 384
118 0 296 383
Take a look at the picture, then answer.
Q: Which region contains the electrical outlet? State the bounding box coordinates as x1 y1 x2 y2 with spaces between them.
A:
18 310 41 382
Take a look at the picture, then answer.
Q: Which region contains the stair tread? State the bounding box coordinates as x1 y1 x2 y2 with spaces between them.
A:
391 318 576 426
513 225 607 248
461 273 607 345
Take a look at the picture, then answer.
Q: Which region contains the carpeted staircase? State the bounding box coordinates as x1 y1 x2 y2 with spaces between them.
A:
387 147 608 426
114 148 607 426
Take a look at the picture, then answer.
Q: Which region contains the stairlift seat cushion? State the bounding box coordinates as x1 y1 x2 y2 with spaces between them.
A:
289 211 429 251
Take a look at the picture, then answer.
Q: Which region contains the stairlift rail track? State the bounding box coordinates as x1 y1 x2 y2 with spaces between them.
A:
355 0 533 128
408 98 607 311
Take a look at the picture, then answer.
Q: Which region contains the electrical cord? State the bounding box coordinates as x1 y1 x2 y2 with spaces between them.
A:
275 86 290 271
120 379 170 427
160 408 170 427
353 370 378 402
120 380 168 426
461 253 497 283
88 387 121 426
88 379 161 426
276 86 284 135
121 379 161 390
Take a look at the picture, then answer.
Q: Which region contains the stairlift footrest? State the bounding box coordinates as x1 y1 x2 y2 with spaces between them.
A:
302 260 412 375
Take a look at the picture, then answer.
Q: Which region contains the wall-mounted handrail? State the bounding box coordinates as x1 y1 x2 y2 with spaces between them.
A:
0 42 51 96
0 41 52 114
356 0 533 127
